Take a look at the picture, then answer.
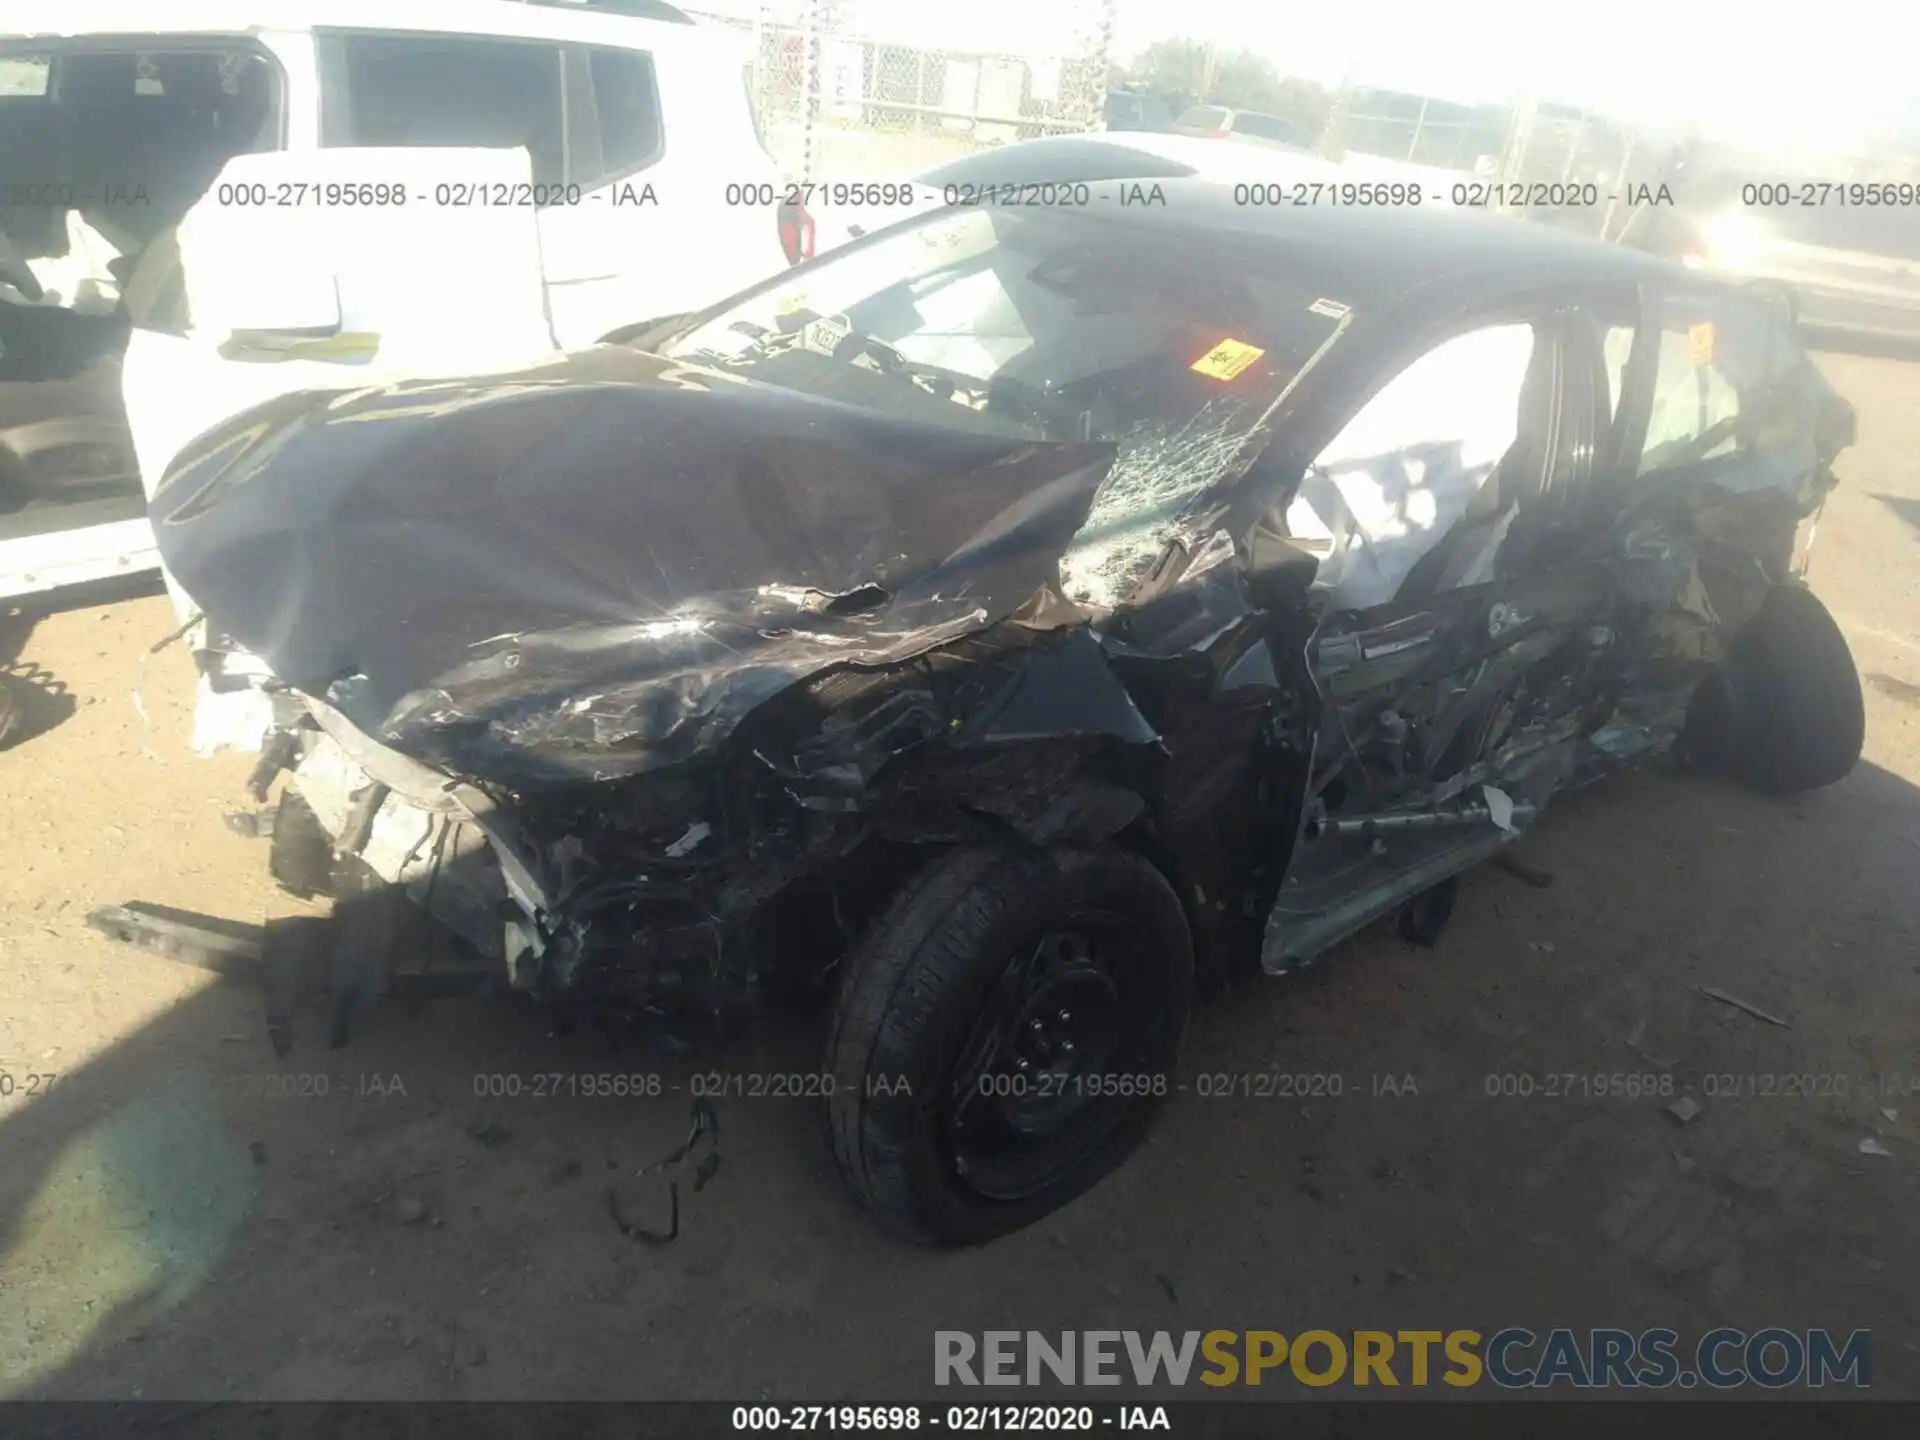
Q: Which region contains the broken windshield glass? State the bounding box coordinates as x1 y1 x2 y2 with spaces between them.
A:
662 204 1353 605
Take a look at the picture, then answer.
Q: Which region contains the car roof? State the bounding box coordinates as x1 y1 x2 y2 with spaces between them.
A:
0 1 709 49
986 174 1683 301
924 131 1347 185
922 139 1679 297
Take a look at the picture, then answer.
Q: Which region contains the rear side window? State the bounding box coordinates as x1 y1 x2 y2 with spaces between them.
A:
0 55 50 96
1638 294 1810 478
319 34 567 187
1177 106 1228 131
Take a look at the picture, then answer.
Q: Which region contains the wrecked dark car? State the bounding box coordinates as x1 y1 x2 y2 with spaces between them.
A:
139 188 1863 1244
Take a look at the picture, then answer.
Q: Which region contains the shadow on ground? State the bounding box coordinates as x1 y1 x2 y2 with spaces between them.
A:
2 576 163 751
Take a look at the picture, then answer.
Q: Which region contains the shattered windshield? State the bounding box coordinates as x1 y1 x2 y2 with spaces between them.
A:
662 204 1351 605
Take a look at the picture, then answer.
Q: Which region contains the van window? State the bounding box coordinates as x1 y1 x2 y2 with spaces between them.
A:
584 46 664 179
0 56 49 96
319 34 568 188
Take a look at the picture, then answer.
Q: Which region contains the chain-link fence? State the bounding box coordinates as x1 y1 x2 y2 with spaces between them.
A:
683 1 1117 181
1323 88 1510 175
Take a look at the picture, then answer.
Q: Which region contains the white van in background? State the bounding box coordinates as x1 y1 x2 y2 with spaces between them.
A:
1 0 793 604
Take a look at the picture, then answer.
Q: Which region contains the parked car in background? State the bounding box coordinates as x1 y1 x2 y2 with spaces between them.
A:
0 0 790 605
1102 89 1177 133
142 183 1862 1243
1172 105 1314 151
1643 172 1920 341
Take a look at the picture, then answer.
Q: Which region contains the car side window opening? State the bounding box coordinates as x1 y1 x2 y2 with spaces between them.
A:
0 42 280 313
1286 322 1539 612
319 34 568 188
1636 294 1811 482
583 45 664 180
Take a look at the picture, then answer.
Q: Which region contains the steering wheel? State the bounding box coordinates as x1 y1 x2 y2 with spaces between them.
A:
0 229 45 303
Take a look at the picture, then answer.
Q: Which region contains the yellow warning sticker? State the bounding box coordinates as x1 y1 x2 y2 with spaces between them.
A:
1191 337 1266 382
1686 321 1716 368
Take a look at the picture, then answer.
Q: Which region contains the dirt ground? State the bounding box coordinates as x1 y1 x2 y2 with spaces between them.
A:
1 347 1917 1404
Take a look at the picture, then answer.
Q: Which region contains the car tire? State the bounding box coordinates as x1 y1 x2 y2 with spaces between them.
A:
1690 584 1864 794
826 842 1192 1245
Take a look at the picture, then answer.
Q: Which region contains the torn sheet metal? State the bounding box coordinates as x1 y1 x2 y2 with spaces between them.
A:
149 347 1116 785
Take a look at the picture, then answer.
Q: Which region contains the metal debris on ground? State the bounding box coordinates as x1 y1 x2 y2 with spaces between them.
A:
1666 1095 1704 1125
1857 1137 1894 1157
225 809 276 838
464 1119 512 1149
1623 1016 1677 1069
1696 985 1791 1029
85 902 263 978
608 1096 721 1245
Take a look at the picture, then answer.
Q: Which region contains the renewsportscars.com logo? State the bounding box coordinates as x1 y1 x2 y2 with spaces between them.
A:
934 1328 1872 1390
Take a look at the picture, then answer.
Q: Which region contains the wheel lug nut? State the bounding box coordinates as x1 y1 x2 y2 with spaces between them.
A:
1016 1058 1031 1071
1060 1039 1074 1054
1056 1009 1071 1024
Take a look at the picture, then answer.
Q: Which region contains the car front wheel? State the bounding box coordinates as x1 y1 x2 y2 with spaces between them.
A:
826 842 1193 1245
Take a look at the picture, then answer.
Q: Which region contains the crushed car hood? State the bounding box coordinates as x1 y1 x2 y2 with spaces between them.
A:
149 347 1116 784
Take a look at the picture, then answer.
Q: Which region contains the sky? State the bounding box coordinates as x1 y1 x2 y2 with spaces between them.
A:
1116 0 1916 148
693 0 1917 149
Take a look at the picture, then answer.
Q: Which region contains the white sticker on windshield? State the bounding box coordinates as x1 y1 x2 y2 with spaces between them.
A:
1308 298 1351 319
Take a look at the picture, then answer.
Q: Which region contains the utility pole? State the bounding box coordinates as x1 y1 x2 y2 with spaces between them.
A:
1200 37 1218 103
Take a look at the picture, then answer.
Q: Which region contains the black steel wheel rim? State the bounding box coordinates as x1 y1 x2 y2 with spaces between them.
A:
943 910 1154 1201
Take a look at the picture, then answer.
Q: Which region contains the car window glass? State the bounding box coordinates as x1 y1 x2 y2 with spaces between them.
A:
664 205 1355 609
585 46 663 180
1638 295 1807 479
1178 106 1228 130
1287 322 1537 611
320 35 566 188
0 55 50 95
